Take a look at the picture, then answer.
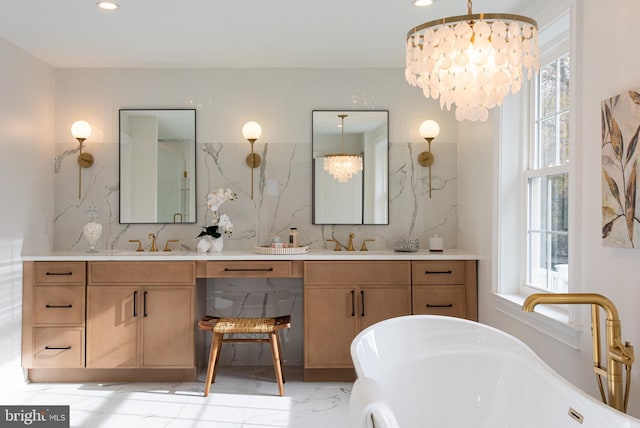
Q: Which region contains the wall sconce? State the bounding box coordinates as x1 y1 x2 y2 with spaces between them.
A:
71 120 94 199
242 121 262 200
418 119 440 198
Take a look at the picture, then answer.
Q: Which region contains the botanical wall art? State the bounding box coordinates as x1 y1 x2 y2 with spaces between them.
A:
601 89 640 248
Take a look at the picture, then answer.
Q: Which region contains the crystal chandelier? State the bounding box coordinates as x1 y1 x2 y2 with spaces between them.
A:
405 0 539 121
323 114 363 183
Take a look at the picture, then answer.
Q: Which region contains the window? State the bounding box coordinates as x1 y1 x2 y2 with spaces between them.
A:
525 39 570 293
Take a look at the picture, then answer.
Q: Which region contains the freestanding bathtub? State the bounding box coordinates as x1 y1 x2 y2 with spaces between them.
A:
349 315 640 428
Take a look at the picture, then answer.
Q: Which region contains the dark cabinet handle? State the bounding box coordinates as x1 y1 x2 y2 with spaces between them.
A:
45 304 73 309
425 270 453 274
45 346 71 350
426 303 453 308
350 290 355 317
224 268 274 272
133 291 138 317
360 290 365 317
143 291 148 317
45 272 73 276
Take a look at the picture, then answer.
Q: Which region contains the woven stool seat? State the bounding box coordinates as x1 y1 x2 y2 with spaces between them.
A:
199 315 291 334
198 315 291 397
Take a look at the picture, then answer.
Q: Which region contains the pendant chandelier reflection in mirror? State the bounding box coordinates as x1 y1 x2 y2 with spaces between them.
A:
323 114 363 183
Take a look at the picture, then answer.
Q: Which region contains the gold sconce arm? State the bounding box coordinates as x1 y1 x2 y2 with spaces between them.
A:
242 121 263 200
71 120 94 199
417 120 440 199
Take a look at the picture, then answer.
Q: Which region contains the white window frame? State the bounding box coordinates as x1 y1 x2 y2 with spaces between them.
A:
524 47 571 295
493 4 581 348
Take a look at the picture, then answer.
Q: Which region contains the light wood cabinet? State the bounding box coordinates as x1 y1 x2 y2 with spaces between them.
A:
86 261 196 369
412 260 477 321
23 261 87 370
303 261 412 380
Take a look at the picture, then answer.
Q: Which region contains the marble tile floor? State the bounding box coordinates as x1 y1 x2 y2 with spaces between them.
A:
2 367 352 428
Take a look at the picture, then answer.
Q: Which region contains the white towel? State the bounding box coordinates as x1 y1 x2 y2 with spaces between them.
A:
348 377 401 428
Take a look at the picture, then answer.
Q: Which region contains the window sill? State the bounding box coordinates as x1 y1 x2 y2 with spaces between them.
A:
493 292 583 349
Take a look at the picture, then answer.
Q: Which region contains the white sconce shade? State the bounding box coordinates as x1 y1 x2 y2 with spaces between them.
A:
242 121 262 142
419 120 440 140
71 120 92 141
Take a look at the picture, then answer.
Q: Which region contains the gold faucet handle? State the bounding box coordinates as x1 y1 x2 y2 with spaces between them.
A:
163 239 179 252
128 239 144 252
360 239 375 251
326 239 341 251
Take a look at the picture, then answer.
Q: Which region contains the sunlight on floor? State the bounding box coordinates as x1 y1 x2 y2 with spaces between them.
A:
3 367 351 428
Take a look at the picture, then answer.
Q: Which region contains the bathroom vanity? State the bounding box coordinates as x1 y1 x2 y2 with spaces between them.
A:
21 251 477 382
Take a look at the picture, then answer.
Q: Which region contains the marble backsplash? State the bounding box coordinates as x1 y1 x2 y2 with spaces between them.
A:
54 140 458 252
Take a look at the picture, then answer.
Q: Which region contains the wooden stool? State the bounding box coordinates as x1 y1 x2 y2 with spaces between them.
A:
198 315 291 397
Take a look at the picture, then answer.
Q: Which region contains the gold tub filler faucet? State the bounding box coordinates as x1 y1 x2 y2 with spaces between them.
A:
523 293 635 413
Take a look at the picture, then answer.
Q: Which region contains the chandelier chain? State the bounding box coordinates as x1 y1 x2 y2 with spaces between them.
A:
467 0 472 15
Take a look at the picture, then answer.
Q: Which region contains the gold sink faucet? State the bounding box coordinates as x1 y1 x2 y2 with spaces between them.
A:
148 233 158 252
523 293 634 413
347 233 355 251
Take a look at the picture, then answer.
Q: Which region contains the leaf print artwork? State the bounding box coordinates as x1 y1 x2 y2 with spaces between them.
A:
601 90 640 248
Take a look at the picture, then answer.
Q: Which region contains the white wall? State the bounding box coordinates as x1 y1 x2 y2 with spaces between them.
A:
0 37 55 390
459 0 640 417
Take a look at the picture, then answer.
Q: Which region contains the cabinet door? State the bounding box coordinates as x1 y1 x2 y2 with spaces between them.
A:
358 285 411 331
141 286 194 367
304 285 357 368
86 286 139 368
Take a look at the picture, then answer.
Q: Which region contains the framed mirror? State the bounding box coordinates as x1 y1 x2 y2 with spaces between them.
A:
312 110 389 225
119 109 196 224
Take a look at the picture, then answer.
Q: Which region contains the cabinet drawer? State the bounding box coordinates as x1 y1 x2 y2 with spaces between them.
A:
34 286 85 325
88 261 196 285
412 285 467 318
305 261 411 285
34 262 86 285
206 261 301 278
33 327 84 368
412 261 465 284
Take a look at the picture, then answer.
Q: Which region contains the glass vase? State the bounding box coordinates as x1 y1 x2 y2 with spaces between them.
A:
82 207 102 253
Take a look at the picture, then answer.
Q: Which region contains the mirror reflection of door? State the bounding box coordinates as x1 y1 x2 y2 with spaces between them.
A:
119 109 196 224
312 110 388 225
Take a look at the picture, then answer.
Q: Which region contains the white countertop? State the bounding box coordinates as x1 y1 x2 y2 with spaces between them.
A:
21 249 478 261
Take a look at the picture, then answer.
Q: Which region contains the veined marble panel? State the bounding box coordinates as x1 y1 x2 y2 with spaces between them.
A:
53 141 458 252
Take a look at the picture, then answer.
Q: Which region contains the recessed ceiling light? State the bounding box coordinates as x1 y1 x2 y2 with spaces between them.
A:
96 1 119 10
413 0 434 6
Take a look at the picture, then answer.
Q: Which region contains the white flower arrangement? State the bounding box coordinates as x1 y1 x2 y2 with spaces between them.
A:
198 188 236 240
207 188 236 212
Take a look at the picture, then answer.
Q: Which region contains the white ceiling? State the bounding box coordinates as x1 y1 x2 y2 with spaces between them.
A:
0 0 530 69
